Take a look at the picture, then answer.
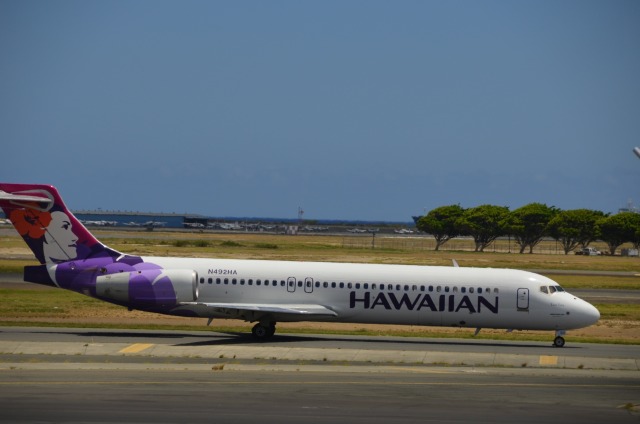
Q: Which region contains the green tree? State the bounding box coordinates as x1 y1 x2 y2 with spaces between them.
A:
416 205 464 250
456 205 510 252
508 203 558 254
597 212 640 255
416 205 464 251
633 224 640 250
547 209 606 254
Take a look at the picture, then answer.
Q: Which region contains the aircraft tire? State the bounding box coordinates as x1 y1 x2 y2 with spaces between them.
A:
252 323 274 340
553 336 565 348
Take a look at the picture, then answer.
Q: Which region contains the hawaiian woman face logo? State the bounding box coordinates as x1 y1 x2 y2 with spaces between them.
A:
43 211 78 262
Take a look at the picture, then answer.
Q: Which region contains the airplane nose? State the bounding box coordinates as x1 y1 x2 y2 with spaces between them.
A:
587 302 600 324
577 300 600 327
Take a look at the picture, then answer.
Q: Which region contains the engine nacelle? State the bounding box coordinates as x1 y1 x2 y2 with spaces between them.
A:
96 269 198 307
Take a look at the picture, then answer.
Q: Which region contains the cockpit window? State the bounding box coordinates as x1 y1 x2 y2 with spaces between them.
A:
541 285 566 295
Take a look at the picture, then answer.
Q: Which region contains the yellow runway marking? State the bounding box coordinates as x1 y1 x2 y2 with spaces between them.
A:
118 343 154 354
539 355 558 366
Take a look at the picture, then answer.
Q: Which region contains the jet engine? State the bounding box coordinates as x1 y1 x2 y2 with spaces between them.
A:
96 269 198 307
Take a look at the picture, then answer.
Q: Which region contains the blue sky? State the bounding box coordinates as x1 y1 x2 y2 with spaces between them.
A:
1 1 639 221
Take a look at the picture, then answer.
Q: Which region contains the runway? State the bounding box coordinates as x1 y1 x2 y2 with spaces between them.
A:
0 360 639 423
1 327 639 423
1 326 639 368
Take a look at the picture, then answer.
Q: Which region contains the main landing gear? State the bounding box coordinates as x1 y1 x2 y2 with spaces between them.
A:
553 330 566 348
251 322 276 340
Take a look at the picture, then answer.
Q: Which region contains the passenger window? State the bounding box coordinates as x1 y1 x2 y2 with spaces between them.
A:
469 287 474 293
256 280 261 286
388 284 393 290
355 283 360 289
461 287 466 293
224 278 229 285
348 283 353 289
428 285 434 292
216 278 221 284
404 285 409 291
240 279 245 285
478 288 482 294
331 282 336 288
444 286 450 293
340 283 344 289
436 286 441 292
232 279 237 285
453 287 458 293
494 288 499 294
396 284 401 291
208 278 213 284
363 283 368 289
315 282 320 288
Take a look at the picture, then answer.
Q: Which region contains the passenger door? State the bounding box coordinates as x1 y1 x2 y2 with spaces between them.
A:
517 288 529 311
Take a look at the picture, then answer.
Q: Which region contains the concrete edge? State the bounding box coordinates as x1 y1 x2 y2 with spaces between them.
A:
0 341 638 372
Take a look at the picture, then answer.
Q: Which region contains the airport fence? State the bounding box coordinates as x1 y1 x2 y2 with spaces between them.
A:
341 235 611 255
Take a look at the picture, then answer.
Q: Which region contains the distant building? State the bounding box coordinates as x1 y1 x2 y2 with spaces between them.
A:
74 210 210 228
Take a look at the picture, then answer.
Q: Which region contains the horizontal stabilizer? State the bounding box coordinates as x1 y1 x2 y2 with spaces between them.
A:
0 190 53 204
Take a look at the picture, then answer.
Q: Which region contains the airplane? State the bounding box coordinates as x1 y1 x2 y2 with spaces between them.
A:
0 183 600 347
142 221 167 228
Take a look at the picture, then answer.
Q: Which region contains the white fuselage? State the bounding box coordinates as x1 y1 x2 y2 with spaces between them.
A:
144 256 600 332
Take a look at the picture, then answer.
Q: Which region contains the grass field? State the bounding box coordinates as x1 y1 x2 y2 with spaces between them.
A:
1 229 639 344
3 229 639 270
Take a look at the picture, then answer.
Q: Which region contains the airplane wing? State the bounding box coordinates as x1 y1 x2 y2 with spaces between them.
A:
178 302 338 322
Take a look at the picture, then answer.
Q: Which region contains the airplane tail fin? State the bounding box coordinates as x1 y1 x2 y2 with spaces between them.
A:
0 183 121 265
